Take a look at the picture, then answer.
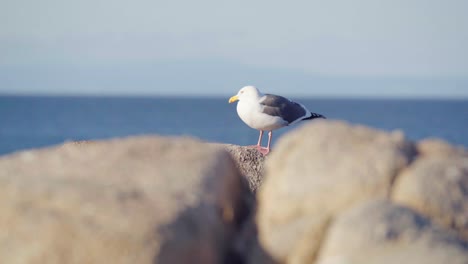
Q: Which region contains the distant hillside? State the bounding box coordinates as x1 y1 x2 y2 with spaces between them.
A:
1 59 467 98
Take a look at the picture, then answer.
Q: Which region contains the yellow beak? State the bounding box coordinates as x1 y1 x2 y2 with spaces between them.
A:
228 95 239 103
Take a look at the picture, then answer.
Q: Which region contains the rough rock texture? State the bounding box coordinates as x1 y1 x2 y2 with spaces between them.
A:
257 120 416 263
392 154 468 240
316 200 468 264
0 136 250 264
218 145 273 263
222 144 265 192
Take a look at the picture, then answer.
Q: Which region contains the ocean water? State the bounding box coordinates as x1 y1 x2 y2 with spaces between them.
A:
0 95 467 156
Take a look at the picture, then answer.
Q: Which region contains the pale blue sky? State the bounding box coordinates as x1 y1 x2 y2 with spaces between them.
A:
1 0 468 97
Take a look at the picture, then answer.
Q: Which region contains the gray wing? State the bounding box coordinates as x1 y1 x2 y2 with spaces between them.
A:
259 94 308 124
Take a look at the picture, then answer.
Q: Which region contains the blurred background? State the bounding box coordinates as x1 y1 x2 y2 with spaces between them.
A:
2 0 468 97
1 0 467 154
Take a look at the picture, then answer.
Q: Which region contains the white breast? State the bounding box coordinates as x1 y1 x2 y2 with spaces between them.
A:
236 99 288 131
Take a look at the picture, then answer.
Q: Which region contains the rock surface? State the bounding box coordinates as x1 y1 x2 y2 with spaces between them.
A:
316 200 468 264
0 136 249 264
222 144 265 192
255 120 468 264
257 121 416 263
392 154 468 241
218 144 272 263
1 120 467 264
417 138 468 157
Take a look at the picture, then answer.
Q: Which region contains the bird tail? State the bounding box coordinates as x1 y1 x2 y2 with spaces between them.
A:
303 112 326 120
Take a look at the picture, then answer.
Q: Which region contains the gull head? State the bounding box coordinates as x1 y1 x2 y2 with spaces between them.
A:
228 86 261 103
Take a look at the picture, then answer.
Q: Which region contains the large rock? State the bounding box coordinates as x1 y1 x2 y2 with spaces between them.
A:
392 154 468 240
417 138 468 157
219 145 272 263
256 121 416 263
0 136 249 264
222 144 265 192
316 200 468 264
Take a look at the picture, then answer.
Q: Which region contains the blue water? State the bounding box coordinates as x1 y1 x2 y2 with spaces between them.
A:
0 96 467 155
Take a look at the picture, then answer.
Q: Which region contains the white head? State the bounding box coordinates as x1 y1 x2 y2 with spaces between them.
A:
228 86 262 103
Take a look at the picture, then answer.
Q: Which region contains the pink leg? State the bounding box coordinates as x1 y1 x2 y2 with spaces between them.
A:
257 130 264 147
248 130 264 148
257 131 272 155
267 131 272 150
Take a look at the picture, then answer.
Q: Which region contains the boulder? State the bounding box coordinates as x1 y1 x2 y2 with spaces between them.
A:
392 154 468 240
417 138 468 157
0 136 249 264
2 121 467 264
316 200 468 264
222 144 265 192
256 120 416 263
219 145 273 263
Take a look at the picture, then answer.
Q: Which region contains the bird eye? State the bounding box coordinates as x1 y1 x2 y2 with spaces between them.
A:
240 91 244 94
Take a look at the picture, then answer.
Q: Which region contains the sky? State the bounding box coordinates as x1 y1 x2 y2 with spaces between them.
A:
1 0 468 97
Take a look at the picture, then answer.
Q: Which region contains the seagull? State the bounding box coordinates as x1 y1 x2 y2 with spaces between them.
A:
229 86 325 155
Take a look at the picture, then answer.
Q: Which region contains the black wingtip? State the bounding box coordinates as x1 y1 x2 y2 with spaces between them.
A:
303 112 326 120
